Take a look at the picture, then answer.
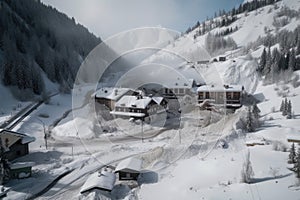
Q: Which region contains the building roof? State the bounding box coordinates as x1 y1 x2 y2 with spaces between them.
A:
168 78 197 89
115 157 142 173
152 97 164 105
80 170 116 193
116 95 153 109
0 185 9 197
197 85 243 92
0 129 35 148
110 111 146 117
10 162 35 170
287 132 300 142
94 87 137 101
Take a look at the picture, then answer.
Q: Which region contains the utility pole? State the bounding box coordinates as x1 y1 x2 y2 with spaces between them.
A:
141 118 144 143
179 128 181 144
36 118 47 149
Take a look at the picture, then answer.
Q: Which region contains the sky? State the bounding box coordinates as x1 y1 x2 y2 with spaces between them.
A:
41 0 244 39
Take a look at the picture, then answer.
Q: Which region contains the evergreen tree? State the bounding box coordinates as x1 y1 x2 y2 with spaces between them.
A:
263 48 272 75
271 48 280 72
258 48 266 73
289 48 296 70
280 99 285 112
295 147 300 178
287 100 292 119
246 106 255 132
288 143 296 164
282 98 288 116
252 104 261 119
297 39 300 55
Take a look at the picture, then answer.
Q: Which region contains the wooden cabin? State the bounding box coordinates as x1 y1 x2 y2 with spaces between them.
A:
0 129 35 161
219 56 226 61
115 157 142 181
94 88 141 111
80 169 116 193
197 60 209 64
110 95 167 119
197 85 244 108
9 162 35 179
287 133 300 144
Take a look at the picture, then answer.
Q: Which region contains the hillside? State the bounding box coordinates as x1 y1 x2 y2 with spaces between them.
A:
144 0 300 88
1 0 300 199
0 0 101 97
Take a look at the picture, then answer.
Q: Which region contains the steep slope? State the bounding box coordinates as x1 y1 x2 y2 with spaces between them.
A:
0 0 101 96
144 0 300 92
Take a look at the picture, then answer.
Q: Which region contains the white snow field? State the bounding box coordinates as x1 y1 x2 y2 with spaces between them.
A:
1 0 300 199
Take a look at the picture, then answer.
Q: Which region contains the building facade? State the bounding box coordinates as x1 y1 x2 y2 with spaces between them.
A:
197 85 244 108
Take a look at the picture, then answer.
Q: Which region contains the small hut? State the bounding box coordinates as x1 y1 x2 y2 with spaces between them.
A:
115 157 142 181
9 162 35 179
80 169 116 193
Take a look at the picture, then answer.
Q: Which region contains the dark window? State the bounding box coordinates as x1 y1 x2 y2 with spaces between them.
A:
227 92 232 99
205 92 210 99
199 92 204 99
5 138 9 148
233 92 240 99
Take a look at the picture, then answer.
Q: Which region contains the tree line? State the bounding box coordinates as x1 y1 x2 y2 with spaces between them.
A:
0 0 101 96
186 0 280 38
257 25 300 84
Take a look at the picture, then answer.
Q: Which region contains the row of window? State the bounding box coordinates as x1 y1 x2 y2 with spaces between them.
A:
115 107 143 113
198 92 241 100
164 88 187 94
115 106 164 114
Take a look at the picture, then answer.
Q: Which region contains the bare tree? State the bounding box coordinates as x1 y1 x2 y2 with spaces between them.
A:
241 150 254 184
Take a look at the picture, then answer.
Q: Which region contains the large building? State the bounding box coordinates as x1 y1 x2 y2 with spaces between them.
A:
110 95 167 119
94 87 141 111
197 84 244 108
162 79 198 99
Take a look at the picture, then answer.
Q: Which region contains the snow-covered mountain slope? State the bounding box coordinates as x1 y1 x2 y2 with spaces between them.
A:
4 0 300 199
151 0 300 61
0 0 102 95
196 55 259 93
137 69 300 200
140 0 299 92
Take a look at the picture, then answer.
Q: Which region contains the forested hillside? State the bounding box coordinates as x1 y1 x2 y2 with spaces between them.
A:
0 0 101 96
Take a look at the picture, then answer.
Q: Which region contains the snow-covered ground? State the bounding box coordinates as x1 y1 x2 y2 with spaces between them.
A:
1 0 300 199
137 77 300 200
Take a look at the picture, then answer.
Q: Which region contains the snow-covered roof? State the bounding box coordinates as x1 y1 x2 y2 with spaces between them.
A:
0 185 9 196
21 135 36 144
152 97 164 105
116 96 153 109
0 129 35 147
110 111 146 117
287 132 300 142
80 170 116 193
94 87 136 101
10 162 35 170
115 157 142 173
197 85 243 92
169 78 197 89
